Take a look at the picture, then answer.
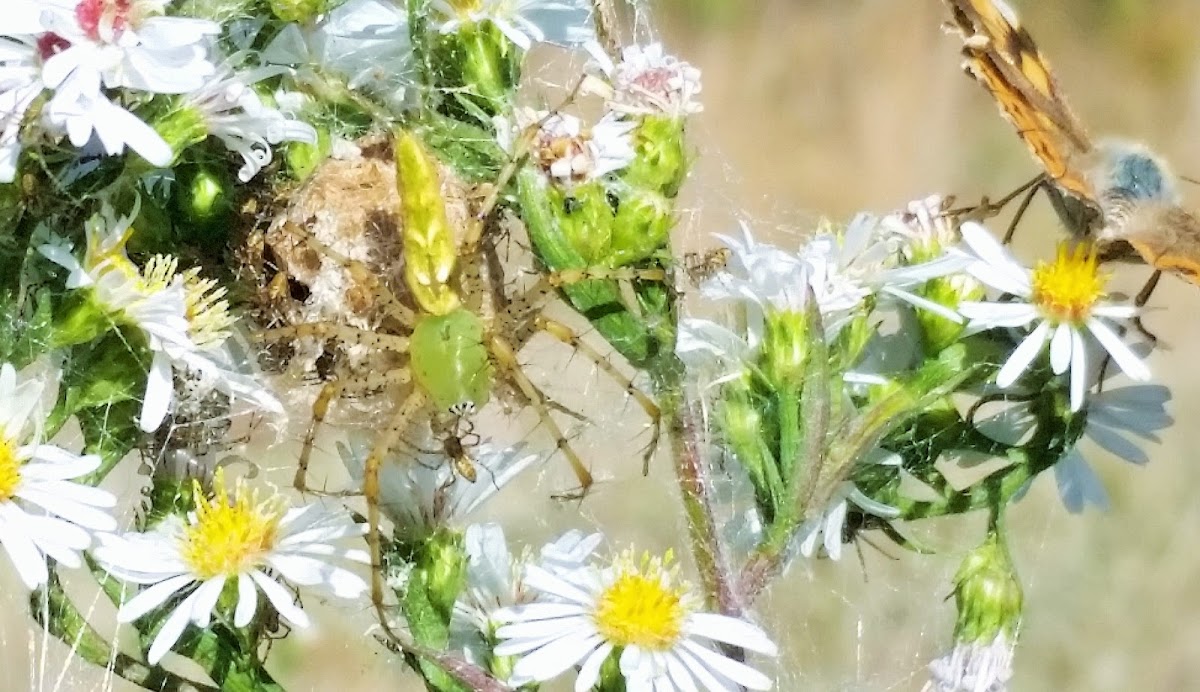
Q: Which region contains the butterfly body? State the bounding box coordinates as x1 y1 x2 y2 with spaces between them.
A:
944 0 1200 285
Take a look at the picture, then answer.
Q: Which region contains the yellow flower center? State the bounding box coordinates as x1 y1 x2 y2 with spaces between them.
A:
1030 242 1108 325
0 437 23 503
446 0 483 14
181 268 234 348
179 469 285 580
592 551 688 651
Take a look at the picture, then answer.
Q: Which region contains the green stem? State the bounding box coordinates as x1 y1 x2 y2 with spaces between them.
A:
657 356 743 617
34 569 218 691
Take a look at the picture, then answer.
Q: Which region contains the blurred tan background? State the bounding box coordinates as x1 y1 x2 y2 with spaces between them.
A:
8 1 1200 690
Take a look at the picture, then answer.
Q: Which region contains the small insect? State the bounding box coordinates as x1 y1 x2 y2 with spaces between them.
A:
682 246 732 286
944 0 1200 286
438 401 482 484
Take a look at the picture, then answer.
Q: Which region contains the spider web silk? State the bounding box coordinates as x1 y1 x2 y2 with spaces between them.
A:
25 2 1200 691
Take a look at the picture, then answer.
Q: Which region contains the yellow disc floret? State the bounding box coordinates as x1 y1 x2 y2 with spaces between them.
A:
179 469 285 580
1030 242 1108 325
0 437 22 503
181 268 234 348
593 550 689 651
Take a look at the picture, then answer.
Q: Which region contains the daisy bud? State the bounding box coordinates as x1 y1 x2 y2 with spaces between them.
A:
553 182 615 263
172 164 235 242
926 530 1021 692
422 528 470 616
760 308 809 391
269 0 332 22
611 187 672 265
50 290 116 348
403 528 469 648
623 115 690 198
952 531 1022 646
285 126 330 180
720 382 781 512
917 275 980 353
431 22 520 122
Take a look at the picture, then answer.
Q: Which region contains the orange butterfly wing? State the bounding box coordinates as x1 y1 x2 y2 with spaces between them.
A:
943 0 1098 206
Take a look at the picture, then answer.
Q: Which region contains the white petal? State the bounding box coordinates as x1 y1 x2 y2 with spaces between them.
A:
1087 319 1151 382
189 576 226 628
511 629 603 682
685 613 778 655
250 570 309 628
996 322 1050 388
117 574 196 623
574 642 613 692
1054 451 1109 513
21 447 100 478
678 638 774 690
1069 328 1087 413
1049 323 1073 375
139 351 175 432
147 592 197 664
0 511 48 588
234 573 258 627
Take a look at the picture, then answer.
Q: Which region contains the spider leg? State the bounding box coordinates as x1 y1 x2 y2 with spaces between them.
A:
535 316 662 476
545 267 668 287
364 389 427 646
487 334 594 496
293 369 413 494
255 323 412 353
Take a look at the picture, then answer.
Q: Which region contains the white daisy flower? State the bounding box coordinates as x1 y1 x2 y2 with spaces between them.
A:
496 107 636 184
337 430 545 531
38 202 282 431
92 469 368 665
494 545 778 691
263 0 418 110
430 0 593 51
793 449 902 561
184 65 318 181
37 0 219 96
451 524 601 670
0 33 45 182
699 222 811 344
0 362 118 589
880 194 959 261
924 632 1015 692
14 0 219 167
955 223 1150 412
594 42 704 118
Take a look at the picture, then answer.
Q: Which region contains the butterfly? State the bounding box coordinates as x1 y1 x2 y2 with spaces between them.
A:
942 0 1200 287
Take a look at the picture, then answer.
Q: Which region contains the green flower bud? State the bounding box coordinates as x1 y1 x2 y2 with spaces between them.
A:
952 531 1023 644
552 182 615 265
917 274 982 352
610 188 672 266
285 126 330 181
51 290 115 349
171 163 235 251
623 115 689 197
760 308 808 390
431 21 521 123
152 106 208 164
418 528 468 620
720 379 771 488
268 0 331 22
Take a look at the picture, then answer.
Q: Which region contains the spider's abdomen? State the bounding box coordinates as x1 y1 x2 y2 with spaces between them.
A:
410 308 493 412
